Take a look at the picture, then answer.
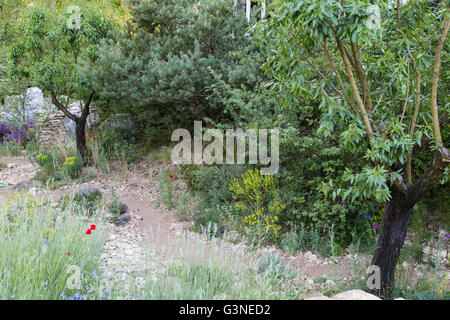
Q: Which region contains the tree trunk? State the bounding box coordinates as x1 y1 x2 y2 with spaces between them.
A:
370 189 414 298
75 119 87 162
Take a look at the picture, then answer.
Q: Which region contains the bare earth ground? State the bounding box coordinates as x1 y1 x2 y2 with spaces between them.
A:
1 155 448 298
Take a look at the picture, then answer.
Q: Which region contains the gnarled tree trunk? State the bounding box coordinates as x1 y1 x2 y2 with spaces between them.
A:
370 189 414 298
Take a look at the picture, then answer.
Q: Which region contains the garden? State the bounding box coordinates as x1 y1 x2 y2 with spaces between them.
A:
0 0 449 302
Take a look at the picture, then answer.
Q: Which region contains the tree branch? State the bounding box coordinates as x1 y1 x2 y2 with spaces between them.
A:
430 13 449 148
50 92 79 122
412 147 450 203
406 52 421 185
350 42 372 112
323 39 357 113
335 35 375 141
81 91 95 121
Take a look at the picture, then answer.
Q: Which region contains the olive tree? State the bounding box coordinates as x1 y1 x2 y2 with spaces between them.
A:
261 0 449 297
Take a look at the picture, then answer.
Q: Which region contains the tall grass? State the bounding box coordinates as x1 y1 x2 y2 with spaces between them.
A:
0 140 22 156
0 190 107 299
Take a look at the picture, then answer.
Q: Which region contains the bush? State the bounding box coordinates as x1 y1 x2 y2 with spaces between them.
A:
62 155 83 179
230 168 285 244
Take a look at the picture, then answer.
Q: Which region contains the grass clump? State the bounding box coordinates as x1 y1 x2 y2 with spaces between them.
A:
0 190 106 299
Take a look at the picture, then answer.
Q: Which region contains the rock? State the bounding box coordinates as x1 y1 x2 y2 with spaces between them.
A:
74 187 102 202
116 214 131 225
1 87 53 122
332 289 381 300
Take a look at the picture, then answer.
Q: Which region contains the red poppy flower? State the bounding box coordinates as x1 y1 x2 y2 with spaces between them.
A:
67 252 70 256
90 224 96 230
92 137 96 140
169 175 173 179
82 136 86 140
86 229 92 235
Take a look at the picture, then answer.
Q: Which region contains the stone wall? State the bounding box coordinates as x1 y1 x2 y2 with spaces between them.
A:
37 111 68 146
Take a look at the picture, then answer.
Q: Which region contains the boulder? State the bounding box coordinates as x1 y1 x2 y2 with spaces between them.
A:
332 289 381 300
1 87 53 122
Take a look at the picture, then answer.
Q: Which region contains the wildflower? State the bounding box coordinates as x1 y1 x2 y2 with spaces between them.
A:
173 163 177 168
82 136 86 140
99 292 104 299
364 215 372 220
444 234 450 239
107 288 111 294
372 223 378 229
93 271 97 277
90 224 96 230
133 293 136 299
169 175 173 179
67 252 70 256
68 296 74 300
92 137 96 140
75 293 80 300
60 291 66 297
340 201 345 205
324 223 328 228
43 239 47 244
86 229 92 235
359 211 363 215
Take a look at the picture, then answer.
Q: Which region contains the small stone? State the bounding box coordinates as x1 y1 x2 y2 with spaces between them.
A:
116 214 131 225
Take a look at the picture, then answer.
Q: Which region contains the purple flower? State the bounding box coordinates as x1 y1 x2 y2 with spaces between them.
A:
60 291 66 296
340 201 345 205
324 223 328 228
444 233 450 239
372 223 378 229
173 163 178 168
99 292 104 299
364 215 372 220
359 211 363 215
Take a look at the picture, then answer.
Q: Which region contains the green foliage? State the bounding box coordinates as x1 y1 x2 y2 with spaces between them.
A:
92 0 266 142
106 186 126 222
62 155 83 179
230 168 284 244
32 146 83 182
259 0 449 205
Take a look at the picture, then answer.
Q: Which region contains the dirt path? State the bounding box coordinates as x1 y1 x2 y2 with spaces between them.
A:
2 155 448 298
